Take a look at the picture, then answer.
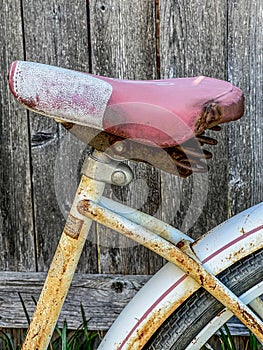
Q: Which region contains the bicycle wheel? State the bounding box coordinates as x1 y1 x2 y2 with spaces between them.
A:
144 249 263 350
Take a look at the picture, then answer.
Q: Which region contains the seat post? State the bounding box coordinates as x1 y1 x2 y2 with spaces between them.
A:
21 150 132 350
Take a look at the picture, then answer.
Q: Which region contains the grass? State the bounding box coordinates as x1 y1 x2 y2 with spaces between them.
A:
0 296 261 349
217 324 262 350
0 321 98 350
0 295 98 350
1 324 261 350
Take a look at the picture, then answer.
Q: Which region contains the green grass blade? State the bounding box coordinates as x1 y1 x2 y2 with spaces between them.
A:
0 331 15 350
80 304 90 340
80 304 87 324
67 326 82 347
54 326 62 338
61 321 68 350
249 333 254 349
48 332 61 350
249 331 262 350
219 328 228 346
79 304 98 345
219 327 233 350
223 324 236 350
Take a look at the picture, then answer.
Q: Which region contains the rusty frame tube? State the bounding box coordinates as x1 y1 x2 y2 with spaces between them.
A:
21 175 105 350
99 196 194 245
77 199 263 341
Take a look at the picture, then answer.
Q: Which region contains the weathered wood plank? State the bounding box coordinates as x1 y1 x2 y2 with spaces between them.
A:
89 0 163 274
21 0 98 272
159 0 229 238
0 270 253 336
0 271 150 330
89 0 158 79
0 0 35 271
228 0 263 215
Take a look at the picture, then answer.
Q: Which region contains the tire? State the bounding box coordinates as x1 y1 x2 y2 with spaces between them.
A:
143 249 263 350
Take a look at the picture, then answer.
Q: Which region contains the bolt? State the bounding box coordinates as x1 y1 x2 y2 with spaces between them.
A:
111 170 127 186
112 141 126 154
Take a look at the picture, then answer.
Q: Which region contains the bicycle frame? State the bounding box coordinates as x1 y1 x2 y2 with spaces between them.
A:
21 149 263 350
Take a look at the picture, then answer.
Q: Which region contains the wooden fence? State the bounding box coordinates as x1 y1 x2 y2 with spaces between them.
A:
0 0 262 339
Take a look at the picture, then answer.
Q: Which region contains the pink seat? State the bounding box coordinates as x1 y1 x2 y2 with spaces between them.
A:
9 61 244 148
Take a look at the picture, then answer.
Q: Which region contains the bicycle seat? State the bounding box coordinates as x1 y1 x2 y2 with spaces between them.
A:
9 61 244 148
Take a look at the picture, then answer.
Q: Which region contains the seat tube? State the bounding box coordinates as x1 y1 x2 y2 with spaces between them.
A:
22 161 106 350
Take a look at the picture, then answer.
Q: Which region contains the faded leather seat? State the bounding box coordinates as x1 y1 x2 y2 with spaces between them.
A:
9 61 244 148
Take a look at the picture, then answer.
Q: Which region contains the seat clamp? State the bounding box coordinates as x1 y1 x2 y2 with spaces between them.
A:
81 149 133 186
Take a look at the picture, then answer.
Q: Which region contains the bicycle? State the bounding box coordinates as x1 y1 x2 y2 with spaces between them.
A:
8 60 263 350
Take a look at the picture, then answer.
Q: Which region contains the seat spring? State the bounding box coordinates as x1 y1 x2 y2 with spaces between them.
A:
170 129 220 175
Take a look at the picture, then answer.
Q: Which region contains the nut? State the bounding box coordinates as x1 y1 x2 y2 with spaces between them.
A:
111 170 127 186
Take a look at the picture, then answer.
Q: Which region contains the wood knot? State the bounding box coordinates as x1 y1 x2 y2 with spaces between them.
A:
111 281 124 293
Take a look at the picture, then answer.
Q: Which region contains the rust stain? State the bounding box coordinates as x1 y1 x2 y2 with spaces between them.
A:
60 121 75 130
124 287 196 350
125 308 168 349
199 274 205 286
217 308 227 317
77 175 100 198
176 240 185 249
240 227 246 234
234 304 263 336
78 199 97 217
195 102 222 135
64 214 84 239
